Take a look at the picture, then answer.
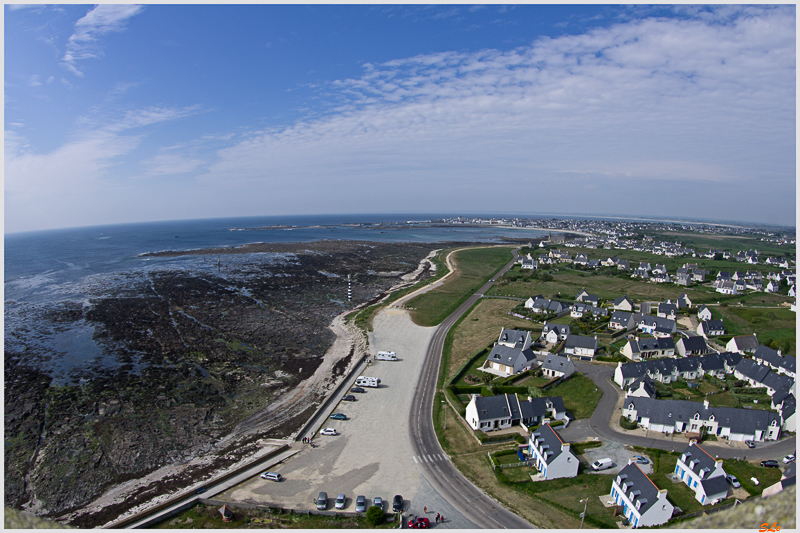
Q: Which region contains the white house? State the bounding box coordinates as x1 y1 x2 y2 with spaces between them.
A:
697 320 725 338
541 322 570 344
676 336 710 357
674 442 729 505
529 423 579 480
541 353 575 379
614 295 635 312
610 461 674 528
563 334 598 360
465 393 565 432
621 337 675 361
726 334 760 354
497 328 533 351
697 305 713 322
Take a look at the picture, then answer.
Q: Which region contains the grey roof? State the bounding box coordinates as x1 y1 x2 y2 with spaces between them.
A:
701 475 730 497
634 313 676 332
630 337 675 353
700 353 725 373
542 353 573 373
474 394 516 420
781 394 795 421
678 336 708 353
565 335 598 351
729 335 760 352
754 346 796 374
486 345 535 373
498 328 530 349
614 295 633 307
611 310 634 324
530 423 567 465
624 397 781 436
614 463 661 516
658 303 677 316
626 376 657 397
700 320 725 332
735 358 771 383
679 443 720 478
542 323 570 336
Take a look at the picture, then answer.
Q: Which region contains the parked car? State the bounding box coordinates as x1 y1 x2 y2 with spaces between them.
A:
745 440 755 449
633 455 649 465
329 413 347 420
392 494 403 512
335 494 346 510
782 454 795 464
726 474 741 488
260 471 282 481
565 411 575 421
355 495 366 513
195 487 207 494
342 394 357 401
761 460 779 468
408 517 430 529
373 496 383 510
320 428 338 436
315 492 328 510
350 386 366 393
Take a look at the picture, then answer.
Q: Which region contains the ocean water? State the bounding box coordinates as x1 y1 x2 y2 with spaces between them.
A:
5 214 547 382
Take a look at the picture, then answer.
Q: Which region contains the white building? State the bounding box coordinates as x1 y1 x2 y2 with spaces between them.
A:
610 461 674 528
674 442 729 505
528 423 578 480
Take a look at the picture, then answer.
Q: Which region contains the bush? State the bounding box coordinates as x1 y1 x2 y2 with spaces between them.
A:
515 435 526 444
620 416 638 430
366 506 384 525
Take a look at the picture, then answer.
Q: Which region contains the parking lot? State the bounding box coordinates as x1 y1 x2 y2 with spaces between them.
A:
216 309 477 527
582 440 654 476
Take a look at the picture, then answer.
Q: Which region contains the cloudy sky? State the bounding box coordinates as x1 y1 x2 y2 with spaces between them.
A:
4 4 796 233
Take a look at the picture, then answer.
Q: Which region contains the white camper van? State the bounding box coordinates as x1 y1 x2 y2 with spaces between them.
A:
375 351 397 361
355 376 380 388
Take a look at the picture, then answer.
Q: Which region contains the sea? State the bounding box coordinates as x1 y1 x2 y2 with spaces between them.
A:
5 213 548 383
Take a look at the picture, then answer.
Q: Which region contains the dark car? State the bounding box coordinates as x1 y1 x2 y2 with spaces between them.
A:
761 460 779 468
342 395 357 401
329 413 347 420
350 387 366 393
392 494 403 512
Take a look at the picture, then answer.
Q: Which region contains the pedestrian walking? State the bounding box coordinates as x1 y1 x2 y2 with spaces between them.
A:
436 513 440 523
424 506 427 514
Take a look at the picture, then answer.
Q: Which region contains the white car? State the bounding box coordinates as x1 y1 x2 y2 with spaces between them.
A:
320 428 338 436
783 454 795 464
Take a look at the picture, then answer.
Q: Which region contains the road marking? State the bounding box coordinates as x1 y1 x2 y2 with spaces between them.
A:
426 455 433 462
413 456 418 463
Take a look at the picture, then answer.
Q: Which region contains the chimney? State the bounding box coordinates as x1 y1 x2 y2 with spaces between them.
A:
703 399 709 410
628 457 635 465
778 349 783 356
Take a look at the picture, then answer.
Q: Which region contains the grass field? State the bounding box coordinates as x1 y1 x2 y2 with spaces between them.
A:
546 374 603 420
407 246 514 327
446 297 539 380
712 306 795 354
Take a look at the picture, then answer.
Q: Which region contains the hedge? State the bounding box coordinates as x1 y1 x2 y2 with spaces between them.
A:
732 387 768 395
619 416 638 430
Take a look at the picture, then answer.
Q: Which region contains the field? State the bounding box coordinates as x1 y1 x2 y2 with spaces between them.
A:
407 246 514 327
446 298 539 379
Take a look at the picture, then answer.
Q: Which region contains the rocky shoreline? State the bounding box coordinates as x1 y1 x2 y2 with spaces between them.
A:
4 240 458 527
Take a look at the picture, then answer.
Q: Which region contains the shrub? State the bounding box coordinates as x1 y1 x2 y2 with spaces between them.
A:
619 416 638 430
515 435 526 444
366 506 384 525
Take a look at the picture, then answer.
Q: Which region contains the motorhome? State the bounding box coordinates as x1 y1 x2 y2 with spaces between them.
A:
376 351 398 361
355 376 381 388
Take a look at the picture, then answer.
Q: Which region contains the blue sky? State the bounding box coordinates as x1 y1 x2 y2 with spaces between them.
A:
4 4 796 233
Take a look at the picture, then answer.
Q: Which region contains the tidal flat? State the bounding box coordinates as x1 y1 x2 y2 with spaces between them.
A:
4 240 469 527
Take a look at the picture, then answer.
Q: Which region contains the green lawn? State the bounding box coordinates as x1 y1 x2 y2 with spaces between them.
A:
723 458 784 496
511 472 618 528
546 374 603 420
407 246 513 326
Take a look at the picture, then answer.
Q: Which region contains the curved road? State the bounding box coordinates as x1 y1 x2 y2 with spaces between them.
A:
408 248 534 529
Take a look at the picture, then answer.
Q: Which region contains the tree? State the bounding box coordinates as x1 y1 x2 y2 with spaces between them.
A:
366 506 384 525
481 372 493 386
782 339 792 355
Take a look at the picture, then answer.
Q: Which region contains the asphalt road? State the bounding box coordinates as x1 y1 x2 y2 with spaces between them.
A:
408 248 534 529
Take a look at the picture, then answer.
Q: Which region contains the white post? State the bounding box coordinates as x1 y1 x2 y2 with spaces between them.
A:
580 498 588 529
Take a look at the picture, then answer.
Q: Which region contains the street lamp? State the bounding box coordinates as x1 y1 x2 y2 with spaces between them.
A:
441 401 446 430
579 498 588 529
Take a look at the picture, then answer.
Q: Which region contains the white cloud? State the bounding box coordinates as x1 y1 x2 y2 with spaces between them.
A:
61 4 145 76
142 153 205 176
193 6 794 224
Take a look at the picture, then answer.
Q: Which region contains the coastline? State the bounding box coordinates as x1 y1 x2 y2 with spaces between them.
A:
51 244 439 527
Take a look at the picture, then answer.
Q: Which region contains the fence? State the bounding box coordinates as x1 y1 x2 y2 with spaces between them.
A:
677 500 738 521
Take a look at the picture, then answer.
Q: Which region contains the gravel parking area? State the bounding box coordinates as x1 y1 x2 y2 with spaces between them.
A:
219 308 467 517
582 440 654 476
